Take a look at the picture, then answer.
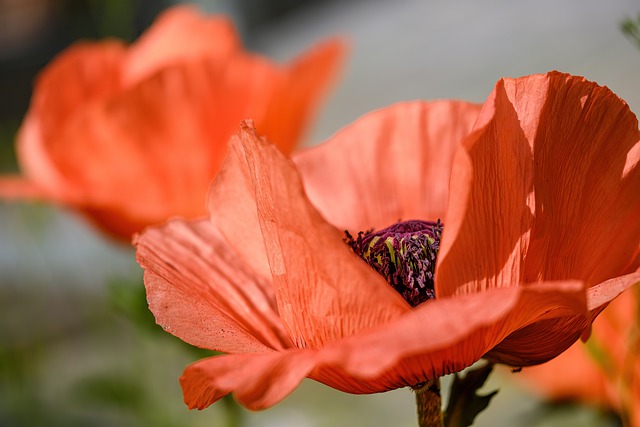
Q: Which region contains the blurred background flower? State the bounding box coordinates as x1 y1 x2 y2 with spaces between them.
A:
1 1 639 426
0 4 343 240
520 288 640 426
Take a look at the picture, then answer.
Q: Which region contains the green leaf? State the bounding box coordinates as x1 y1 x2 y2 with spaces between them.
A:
444 362 499 427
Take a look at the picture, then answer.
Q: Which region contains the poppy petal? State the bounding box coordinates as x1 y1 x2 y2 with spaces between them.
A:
520 342 613 408
37 43 344 236
181 349 317 410
519 287 637 411
0 176 47 199
6 7 345 240
436 72 640 298
122 5 239 86
314 280 587 393
207 126 273 280
135 218 291 353
293 100 482 232
179 281 588 408
15 41 126 200
46 60 232 226
516 74 640 287
586 271 640 312
486 272 640 366
233 122 410 349
257 38 346 153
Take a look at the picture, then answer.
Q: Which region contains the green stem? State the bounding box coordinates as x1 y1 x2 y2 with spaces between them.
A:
414 378 444 427
221 394 244 427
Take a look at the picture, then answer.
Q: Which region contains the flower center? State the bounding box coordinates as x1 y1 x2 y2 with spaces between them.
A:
345 219 442 307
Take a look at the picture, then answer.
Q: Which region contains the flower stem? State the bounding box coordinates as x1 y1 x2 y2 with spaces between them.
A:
221 394 244 427
414 378 444 427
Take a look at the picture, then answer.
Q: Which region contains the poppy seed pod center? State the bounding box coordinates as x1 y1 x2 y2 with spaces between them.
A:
345 219 442 307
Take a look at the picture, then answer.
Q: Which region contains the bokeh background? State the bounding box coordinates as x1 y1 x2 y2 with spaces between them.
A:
1 0 639 426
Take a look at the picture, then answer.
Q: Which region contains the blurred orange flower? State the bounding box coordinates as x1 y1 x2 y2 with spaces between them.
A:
521 289 640 425
135 72 640 411
0 5 344 240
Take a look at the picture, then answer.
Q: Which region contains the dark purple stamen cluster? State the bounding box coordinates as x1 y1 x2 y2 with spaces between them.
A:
345 219 442 307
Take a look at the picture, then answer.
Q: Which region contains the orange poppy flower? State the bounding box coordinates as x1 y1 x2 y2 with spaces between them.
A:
134 72 640 411
0 5 344 240
520 289 640 425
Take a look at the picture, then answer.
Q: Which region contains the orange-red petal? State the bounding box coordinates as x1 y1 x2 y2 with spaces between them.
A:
207 126 273 281
181 349 317 410
256 38 346 153
5 7 345 240
16 41 126 200
293 100 482 233
122 5 239 86
586 270 640 313
0 176 47 200
520 342 614 407
316 280 588 392
437 72 640 298
519 289 637 411
135 218 291 353
178 281 590 410
44 60 240 227
485 272 640 367
232 122 410 349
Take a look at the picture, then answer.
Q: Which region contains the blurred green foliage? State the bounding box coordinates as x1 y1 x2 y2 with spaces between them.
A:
66 0 137 42
108 276 246 427
519 402 622 427
621 13 640 50
0 275 238 427
0 120 19 172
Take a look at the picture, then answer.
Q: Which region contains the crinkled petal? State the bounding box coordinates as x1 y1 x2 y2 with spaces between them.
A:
586 271 640 312
293 100 482 232
232 122 410 349
135 218 291 353
179 282 588 410
519 289 638 411
485 315 587 367
181 349 317 410
207 128 272 280
123 5 239 86
486 271 640 365
437 72 640 298
313 280 587 393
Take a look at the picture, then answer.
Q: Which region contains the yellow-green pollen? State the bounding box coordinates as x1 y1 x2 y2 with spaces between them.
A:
345 219 442 307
